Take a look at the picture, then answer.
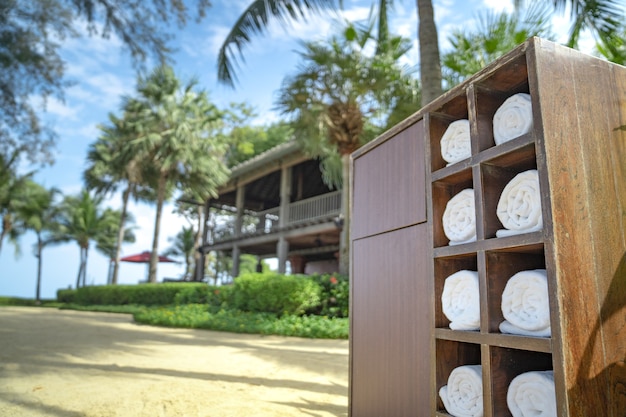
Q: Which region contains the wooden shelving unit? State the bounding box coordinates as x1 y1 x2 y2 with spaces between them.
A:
350 37 626 416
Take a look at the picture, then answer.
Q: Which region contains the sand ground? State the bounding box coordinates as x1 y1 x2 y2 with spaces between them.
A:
0 307 349 417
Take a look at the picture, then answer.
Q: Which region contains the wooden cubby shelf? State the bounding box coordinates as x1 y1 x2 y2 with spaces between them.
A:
350 37 626 417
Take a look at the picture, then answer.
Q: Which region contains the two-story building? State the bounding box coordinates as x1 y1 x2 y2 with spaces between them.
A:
199 141 343 278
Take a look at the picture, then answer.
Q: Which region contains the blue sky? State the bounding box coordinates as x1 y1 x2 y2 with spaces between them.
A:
1 0 595 299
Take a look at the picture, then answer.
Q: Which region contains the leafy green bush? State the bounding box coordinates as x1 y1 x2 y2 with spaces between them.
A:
231 272 321 316
306 273 349 318
0 297 59 307
133 304 348 339
57 283 206 306
56 289 76 303
174 284 230 307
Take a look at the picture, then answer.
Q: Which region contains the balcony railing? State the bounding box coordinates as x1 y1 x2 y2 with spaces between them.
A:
215 191 342 240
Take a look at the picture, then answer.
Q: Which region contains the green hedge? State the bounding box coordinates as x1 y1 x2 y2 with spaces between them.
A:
133 304 349 339
306 273 349 318
231 272 321 316
56 283 208 306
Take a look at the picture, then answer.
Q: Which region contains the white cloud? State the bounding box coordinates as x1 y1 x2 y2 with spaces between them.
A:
481 0 514 13
39 96 83 120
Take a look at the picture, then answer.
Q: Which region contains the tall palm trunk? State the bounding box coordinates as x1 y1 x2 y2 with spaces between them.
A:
81 246 89 287
35 235 43 302
0 215 10 256
417 0 442 105
111 185 132 285
76 248 85 288
148 175 167 283
193 204 203 281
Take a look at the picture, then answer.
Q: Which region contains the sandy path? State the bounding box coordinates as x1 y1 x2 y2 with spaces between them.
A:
0 307 349 417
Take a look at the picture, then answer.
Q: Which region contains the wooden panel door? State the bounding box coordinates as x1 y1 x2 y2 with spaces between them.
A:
352 120 426 239
350 224 432 416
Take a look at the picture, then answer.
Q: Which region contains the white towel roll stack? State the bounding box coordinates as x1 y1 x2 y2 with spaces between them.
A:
443 189 477 245
441 270 480 331
496 170 542 238
507 370 557 417
493 93 533 145
441 119 471 165
500 269 551 337
439 364 484 417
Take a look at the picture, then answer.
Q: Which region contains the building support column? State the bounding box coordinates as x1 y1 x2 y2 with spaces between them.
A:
277 165 291 273
232 184 245 279
195 199 211 282
277 238 289 274
231 245 241 278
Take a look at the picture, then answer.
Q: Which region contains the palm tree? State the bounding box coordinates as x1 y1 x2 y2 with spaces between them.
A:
596 21 626 65
163 226 196 280
124 65 230 283
0 149 34 258
18 182 63 301
93 210 136 285
57 190 125 288
84 112 153 285
517 0 623 54
442 4 555 88
217 0 623 106
275 22 420 273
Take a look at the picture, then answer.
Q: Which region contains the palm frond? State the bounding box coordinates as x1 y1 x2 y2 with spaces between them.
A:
217 0 341 87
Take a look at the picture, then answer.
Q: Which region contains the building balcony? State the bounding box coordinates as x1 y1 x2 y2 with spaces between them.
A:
212 190 342 242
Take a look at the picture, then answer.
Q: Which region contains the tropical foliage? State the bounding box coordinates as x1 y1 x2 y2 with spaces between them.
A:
121 65 231 283
275 17 420 273
0 150 34 257
18 183 63 301
0 0 211 164
56 190 133 288
84 113 151 285
442 4 556 88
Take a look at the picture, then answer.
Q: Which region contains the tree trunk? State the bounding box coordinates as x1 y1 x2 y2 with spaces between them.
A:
0 216 9 257
416 0 442 105
112 185 132 285
35 235 43 302
338 153 351 275
149 175 167 283
82 246 89 288
76 248 84 288
193 204 203 281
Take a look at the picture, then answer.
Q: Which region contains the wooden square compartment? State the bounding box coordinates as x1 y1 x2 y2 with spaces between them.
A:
432 168 474 248
488 346 553 417
434 254 479 329
484 244 547 334
478 144 538 240
436 340 481 415
471 51 531 154
427 92 470 173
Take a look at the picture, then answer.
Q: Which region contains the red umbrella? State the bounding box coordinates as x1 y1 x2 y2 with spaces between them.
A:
120 251 176 263
119 251 177 282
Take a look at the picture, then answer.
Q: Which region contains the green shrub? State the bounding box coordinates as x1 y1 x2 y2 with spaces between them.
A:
306 273 349 318
58 283 205 306
231 272 321 316
0 297 58 307
57 289 76 303
174 284 229 307
133 305 348 339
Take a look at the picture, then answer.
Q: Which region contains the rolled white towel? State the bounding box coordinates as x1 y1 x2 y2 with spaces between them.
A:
443 189 477 245
496 170 542 238
507 370 557 417
439 365 484 417
441 119 471 165
500 269 551 337
442 270 480 331
493 93 533 145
